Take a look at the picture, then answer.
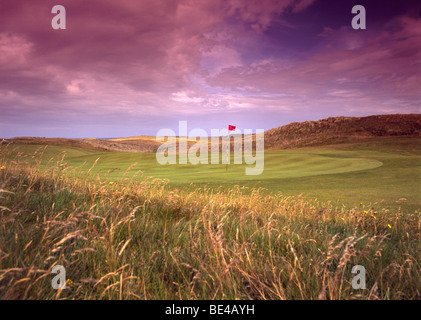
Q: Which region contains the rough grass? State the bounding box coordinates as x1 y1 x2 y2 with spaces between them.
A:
0 142 420 300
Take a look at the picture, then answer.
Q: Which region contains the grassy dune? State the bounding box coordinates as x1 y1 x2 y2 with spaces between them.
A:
0 138 420 299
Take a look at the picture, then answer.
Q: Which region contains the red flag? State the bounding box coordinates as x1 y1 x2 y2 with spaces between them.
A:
228 125 236 131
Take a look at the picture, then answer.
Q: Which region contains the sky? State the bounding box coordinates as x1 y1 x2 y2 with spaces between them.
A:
0 0 420 138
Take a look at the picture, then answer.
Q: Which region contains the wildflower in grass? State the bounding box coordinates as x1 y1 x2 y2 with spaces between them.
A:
364 210 368 213
388 224 392 229
371 215 377 219
341 217 344 221
109 181 113 185
0 166 5 170
66 279 74 288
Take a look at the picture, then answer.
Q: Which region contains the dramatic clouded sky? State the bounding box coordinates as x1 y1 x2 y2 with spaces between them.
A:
0 0 420 138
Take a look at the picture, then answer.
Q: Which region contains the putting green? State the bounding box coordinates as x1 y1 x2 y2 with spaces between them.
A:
147 152 383 182
7 144 382 181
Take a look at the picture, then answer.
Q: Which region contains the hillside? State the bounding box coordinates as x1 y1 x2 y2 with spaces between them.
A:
4 137 162 153
264 114 421 150
4 114 421 152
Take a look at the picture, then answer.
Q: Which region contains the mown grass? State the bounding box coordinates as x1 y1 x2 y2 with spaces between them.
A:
5 136 421 212
0 141 420 300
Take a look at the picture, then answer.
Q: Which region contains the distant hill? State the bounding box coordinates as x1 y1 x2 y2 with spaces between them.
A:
264 114 421 150
5 137 162 153
5 114 421 152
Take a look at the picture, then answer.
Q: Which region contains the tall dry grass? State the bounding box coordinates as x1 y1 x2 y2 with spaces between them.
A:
0 141 419 299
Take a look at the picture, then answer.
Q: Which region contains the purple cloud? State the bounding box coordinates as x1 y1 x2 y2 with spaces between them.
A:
0 0 419 138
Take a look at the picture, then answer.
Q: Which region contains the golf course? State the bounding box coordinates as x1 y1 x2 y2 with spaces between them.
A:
6 136 420 213
1 115 420 300
3 0 421 304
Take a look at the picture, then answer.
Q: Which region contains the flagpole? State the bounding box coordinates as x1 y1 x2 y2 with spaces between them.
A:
226 131 229 172
226 125 235 172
